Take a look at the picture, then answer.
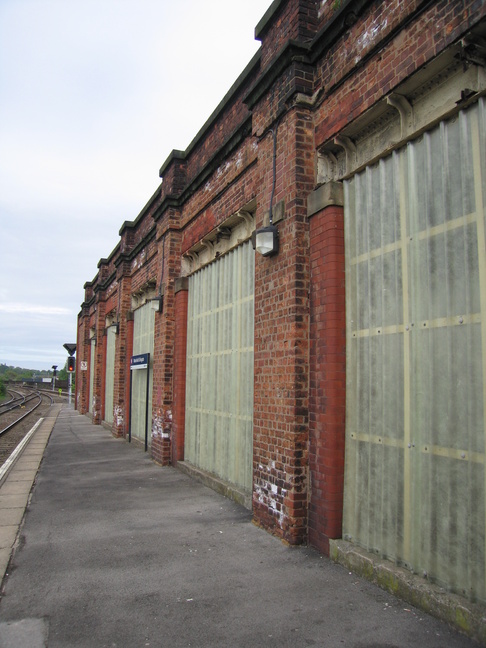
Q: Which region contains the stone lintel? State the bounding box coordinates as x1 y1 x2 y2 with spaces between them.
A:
307 181 344 218
174 277 189 294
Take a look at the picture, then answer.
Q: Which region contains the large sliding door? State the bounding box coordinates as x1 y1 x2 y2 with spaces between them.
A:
343 99 486 602
104 325 116 425
131 303 154 445
185 242 254 493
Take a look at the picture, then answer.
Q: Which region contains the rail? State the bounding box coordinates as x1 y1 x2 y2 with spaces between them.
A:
0 390 52 437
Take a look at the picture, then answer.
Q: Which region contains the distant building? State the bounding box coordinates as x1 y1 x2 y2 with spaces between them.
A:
77 0 486 621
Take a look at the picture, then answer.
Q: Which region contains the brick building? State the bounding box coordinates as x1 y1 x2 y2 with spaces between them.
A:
77 0 486 620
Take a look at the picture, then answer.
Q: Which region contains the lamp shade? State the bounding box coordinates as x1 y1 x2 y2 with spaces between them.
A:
150 295 163 313
255 225 279 257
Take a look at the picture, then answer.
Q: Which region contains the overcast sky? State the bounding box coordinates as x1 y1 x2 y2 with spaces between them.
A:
0 0 269 372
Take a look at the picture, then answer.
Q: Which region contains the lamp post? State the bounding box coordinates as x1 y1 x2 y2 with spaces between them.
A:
51 365 57 392
63 343 76 406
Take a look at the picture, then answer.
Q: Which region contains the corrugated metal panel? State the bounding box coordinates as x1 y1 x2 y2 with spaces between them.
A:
343 98 486 602
104 325 116 424
131 303 154 444
88 339 95 414
185 241 254 493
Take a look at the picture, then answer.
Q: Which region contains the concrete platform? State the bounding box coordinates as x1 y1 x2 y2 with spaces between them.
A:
0 405 62 586
0 407 482 647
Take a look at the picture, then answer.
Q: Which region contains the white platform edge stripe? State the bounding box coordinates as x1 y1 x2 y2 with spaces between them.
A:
0 418 44 487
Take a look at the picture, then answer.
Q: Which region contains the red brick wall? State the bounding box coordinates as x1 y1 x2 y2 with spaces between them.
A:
158 71 258 223
257 0 318 68
151 227 182 466
314 0 486 146
75 310 89 413
112 270 133 438
124 316 134 438
308 202 346 555
178 138 259 251
74 0 486 559
183 100 252 187
91 300 107 425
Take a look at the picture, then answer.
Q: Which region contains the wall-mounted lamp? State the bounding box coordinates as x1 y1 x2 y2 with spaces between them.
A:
151 295 164 313
253 119 281 258
254 224 279 257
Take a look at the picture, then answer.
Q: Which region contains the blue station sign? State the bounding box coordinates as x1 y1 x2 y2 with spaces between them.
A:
130 353 149 370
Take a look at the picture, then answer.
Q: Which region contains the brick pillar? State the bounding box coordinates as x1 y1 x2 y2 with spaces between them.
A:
124 314 134 438
150 225 181 466
76 310 89 413
111 268 132 438
151 289 172 466
307 181 346 555
91 301 106 425
252 108 313 546
172 277 189 465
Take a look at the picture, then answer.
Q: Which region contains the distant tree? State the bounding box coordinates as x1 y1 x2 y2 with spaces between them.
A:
59 359 68 381
0 364 53 382
0 377 6 398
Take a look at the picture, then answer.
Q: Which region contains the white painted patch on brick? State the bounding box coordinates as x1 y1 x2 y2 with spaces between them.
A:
254 478 286 528
114 405 124 427
318 0 330 19
151 409 172 439
355 17 388 64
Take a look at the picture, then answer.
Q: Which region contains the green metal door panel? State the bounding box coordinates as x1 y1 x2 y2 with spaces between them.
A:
343 99 486 602
131 303 154 445
104 325 116 424
185 241 254 493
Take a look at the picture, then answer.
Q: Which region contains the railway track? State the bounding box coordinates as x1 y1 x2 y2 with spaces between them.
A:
0 387 59 469
0 388 43 420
